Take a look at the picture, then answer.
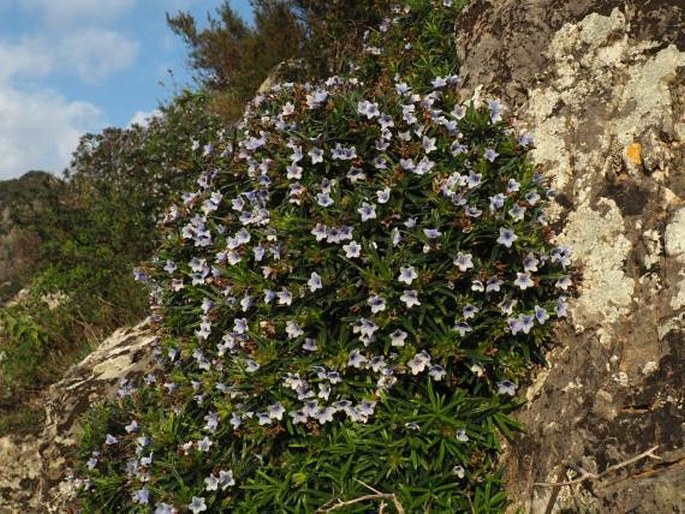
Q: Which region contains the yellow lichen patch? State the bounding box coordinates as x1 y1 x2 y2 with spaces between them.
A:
626 143 642 164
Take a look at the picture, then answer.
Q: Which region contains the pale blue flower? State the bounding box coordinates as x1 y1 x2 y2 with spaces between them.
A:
453 251 474 271
508 204 526 222
390 329 408 347
154 503 174 514
506 178 520 192
519 132 534 147
132 488 150 505
204 412 219 432
526 191 541 206
487 99 503 123
429 364 446 381
408 350 431 375
286 163 303 179
398 266 418 285
471 280 485 292
424 228 442 239
343 241 362 258
290 410 308 424
523 253 539 272
496 227 518 248
514 272 534 290
197 437 213 452
422 135 437 153
556 296 568 317
286 321 304 339
348 349 369 369
400 158 416 171
400 290 421 308
347 166 366 182
302 338 318 351
534 305 549 325
188 496 207 513
497 380 517 396
555 276 572 290
463 304 479 320
489 193 505 210
308 272 323 292
484 148 499 162
358 202 377 222
451 104 467 120
486 277 503 292
367 295 386 313
358 100 380 119
316 192 334 207
376 187 391 204
277 288 293 306
453 321 472 336
309 147 324 164
205 473 220 491
245 359 260 373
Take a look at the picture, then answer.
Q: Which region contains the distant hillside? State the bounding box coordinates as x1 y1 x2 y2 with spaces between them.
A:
0 170 62 302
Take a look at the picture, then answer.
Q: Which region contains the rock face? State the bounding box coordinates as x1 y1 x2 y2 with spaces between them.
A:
455 1 685 512
0 320 156 512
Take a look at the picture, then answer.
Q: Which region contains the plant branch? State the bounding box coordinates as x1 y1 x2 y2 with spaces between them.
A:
533 445 662 488
317 481 405 514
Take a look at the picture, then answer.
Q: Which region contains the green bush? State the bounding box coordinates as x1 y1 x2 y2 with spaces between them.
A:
76 1 572 512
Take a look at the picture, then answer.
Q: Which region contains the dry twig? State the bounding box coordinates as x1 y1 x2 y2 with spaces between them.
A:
533 445 662 488
316 480 405 513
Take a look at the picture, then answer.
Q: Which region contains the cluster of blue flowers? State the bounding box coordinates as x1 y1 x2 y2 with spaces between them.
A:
79 1 572 511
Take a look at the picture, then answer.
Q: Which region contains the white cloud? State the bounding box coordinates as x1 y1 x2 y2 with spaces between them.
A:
0 2 143 178
19 0 135 27
128 109 162 128
60 28 139 84
0 84 103 179
0 37 53 82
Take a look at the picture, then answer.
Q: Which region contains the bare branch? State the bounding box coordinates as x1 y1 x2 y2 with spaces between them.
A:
317 482 405 514
533 445 661 488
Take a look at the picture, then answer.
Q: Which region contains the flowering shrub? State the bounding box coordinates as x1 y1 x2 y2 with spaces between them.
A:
77 1 572 512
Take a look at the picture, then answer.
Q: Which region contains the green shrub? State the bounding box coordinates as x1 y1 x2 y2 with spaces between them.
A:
76 1 572 512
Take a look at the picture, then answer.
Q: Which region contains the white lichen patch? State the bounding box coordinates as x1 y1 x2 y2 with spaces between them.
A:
529 8 685 198
664 207 685 258
560 198 634 328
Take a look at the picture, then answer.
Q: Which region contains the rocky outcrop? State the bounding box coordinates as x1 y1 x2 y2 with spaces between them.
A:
455 1 685 512
0 320 156 512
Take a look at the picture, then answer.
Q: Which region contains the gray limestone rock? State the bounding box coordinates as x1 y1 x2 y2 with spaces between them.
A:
455 1 685 512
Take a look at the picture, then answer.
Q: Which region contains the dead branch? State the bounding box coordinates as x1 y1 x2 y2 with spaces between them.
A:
533 445 662 488
316 480 405 514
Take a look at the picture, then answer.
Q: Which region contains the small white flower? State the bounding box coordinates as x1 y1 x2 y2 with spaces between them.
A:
398 265 418 285
407 350 431 375
308 272 323 292
367 295 386 314
285 320 304 339
400 290 421 308
358 202 377 222
455 429 469 442
188 496 207 513
376 187 391 204
205 473 220 491
390 329 408 347
453 252 474 272
343 241 362 258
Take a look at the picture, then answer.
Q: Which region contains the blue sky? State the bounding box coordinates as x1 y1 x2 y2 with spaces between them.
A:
0 0 253 180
